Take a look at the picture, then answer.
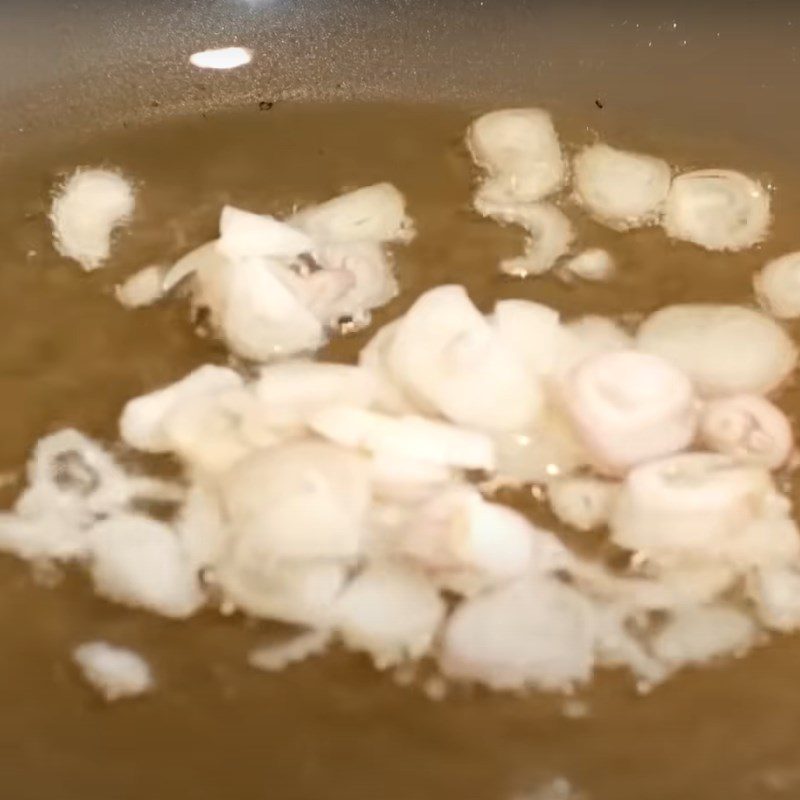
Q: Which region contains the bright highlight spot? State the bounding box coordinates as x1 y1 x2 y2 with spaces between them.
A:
189 47 253 70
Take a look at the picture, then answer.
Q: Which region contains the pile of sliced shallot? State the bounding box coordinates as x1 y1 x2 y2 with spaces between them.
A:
19 107 800 700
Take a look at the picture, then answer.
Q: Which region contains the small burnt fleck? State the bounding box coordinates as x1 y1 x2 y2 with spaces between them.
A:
595 99 604 109
259 100 275 112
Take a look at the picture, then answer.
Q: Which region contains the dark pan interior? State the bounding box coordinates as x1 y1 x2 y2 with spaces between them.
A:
1 0 798 156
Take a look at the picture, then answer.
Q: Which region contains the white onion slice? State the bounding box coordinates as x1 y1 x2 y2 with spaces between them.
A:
290 183 414 244
73 642 154 701
573 144 671 230
561 248 616 282
115 265 167 309
369 455 453 502
214 555 346 626
555 315 633 381
162 241 221 293
754 251 800 320
663 169 770 251
248 630 332 672
561 350 698 474
636 303 797 397
308 406 496 471
651 605 758 668
491 299 562 377
334 564 445 667
699 394 793 470
359 321 421 415
272 262 356 323
219 257 326 360
217 206 313 260
175 484 228 571
569 561 736 614
254 360 377 431
119 365 243 453
161 388 259 474
467 108 565 204
401 486 569 594
388 285 543 431
15 429 146 531
440 577 596 691
221 441 370 561
312 241 398 322
474 198 574 277
50 169 135 271
611 453 798 567
89 514 204 619
748 566 800 632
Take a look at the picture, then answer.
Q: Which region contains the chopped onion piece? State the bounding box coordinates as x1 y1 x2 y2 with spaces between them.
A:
663 169 770 251
73 642 154 701
636 304 797 397
467 108 565 204
50 169 135 271
555 315 633 380
388 285 544 431
561 249 616 282
175 484 227 571
309 406 496 471
561 350 698 474
0 513 87 562
651 605 758 668
402 486 569 593
748 566 800 632
89 514 204 619
220 441 371 561
573 144 671 230
290 183 414 244
334 564 446 667
120 365 243 453
162 241 221 293
217 206 313 260
218 257 326 360
440 577 596 691
313 241 398 321
161 388 259 474
491 299 562 377
699 394 793 470
569 561 736 613
369 455 453 502
248 630 332 672
214 555 346 626
754 251 800 320
115 265 167 309
17 429 139 526
611 453 799 567
359 321 420 415
254 360 378 432
474 199 574 277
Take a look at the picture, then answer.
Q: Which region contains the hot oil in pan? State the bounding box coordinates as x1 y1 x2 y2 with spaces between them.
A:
0 103 799 800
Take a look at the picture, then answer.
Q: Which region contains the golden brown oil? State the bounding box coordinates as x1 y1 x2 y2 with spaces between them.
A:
1 102 800 800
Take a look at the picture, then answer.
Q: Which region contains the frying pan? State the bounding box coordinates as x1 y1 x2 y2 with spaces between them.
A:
0 2 799 799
